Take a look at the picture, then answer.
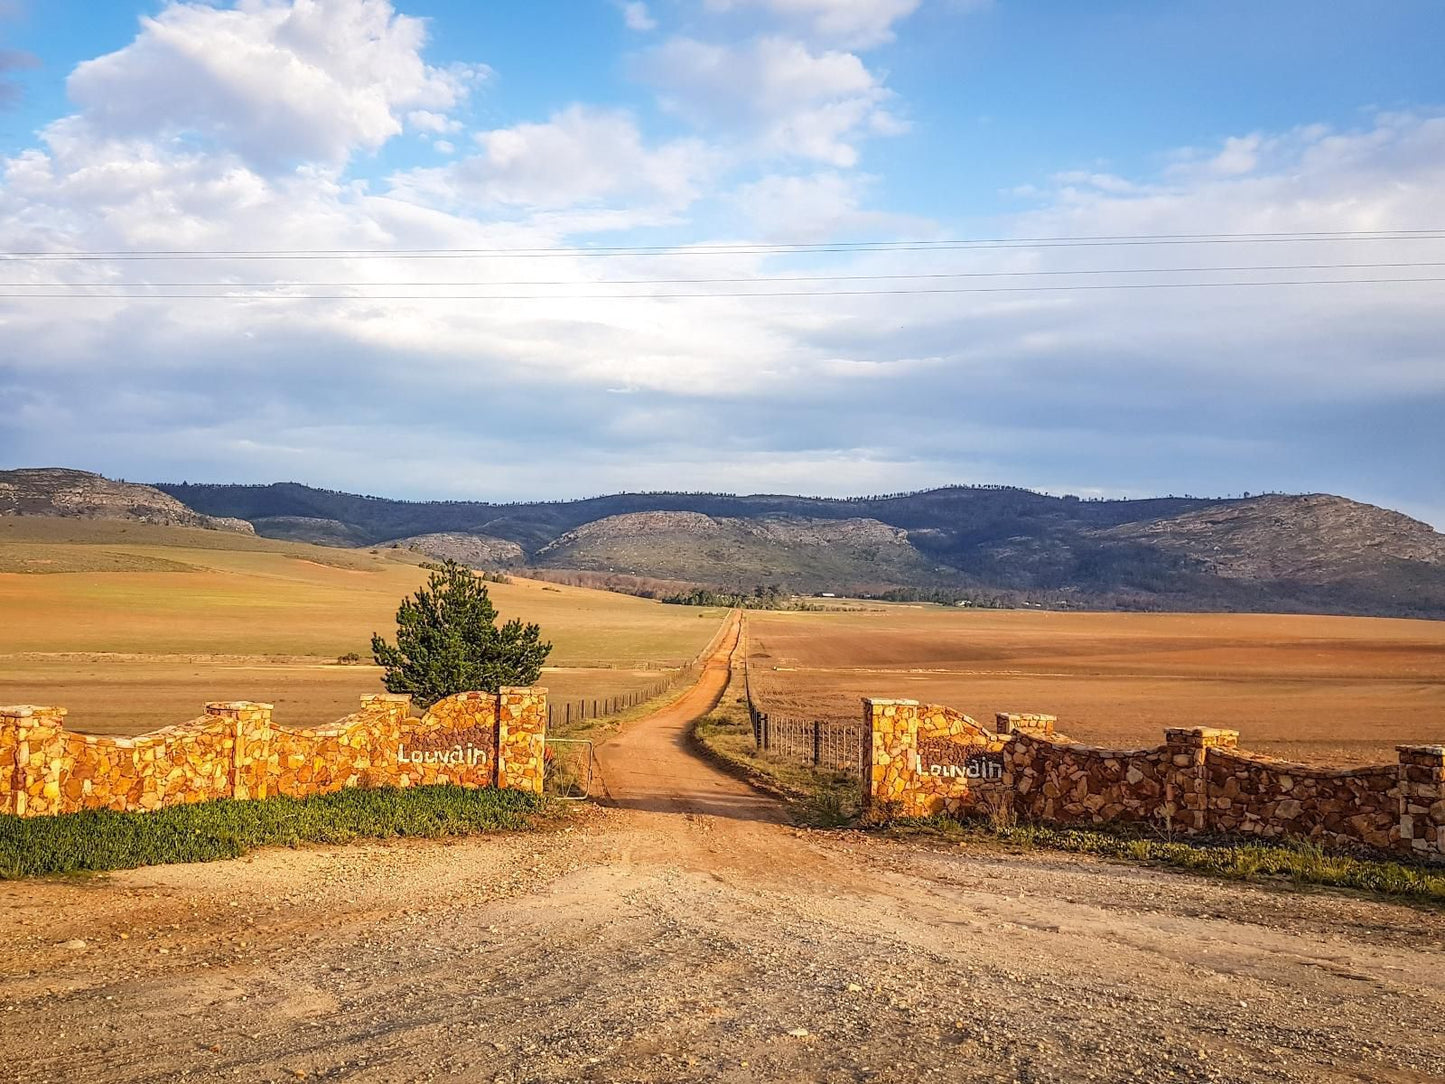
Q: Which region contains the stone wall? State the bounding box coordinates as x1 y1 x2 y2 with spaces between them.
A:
1398 745 1445 858
0 687 547 818
1008 732 1175 827
863 697 1445 862
863 699 1008 817
1205 747 1398 851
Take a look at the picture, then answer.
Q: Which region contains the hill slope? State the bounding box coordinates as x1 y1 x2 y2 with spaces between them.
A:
2 468 253 533
130 477 1445 619
535 511 940 591
1100 494 1445 581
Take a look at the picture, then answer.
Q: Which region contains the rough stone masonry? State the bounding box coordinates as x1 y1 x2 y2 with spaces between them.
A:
0 687 547 817
864 698 1445 862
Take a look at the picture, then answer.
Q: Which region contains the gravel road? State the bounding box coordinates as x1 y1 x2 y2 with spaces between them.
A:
2 617 1442 1082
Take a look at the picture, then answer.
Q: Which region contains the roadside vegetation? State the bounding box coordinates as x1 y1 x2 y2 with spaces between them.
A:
690 686 1445 904
0 785 544 878
690 675 861 824
889 818 1445 904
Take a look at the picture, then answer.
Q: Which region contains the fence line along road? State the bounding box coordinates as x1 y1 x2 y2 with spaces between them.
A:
743 652 865 776
547 609 738 731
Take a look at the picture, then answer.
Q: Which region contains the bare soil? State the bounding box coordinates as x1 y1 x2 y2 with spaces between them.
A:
745 608 1445 765
2 617 1443 1082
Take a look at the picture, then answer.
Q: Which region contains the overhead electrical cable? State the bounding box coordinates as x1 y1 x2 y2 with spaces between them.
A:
1 228 1444 261
2 260 1443 289
3 276 1443 301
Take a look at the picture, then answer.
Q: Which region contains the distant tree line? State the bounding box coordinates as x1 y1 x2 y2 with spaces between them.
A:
662 584 794 610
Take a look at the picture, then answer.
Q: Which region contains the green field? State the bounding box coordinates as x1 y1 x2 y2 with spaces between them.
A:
0 518 726 734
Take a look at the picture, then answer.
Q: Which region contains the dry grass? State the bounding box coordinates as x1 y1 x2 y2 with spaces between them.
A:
0 518 723 735
745 606 1445 765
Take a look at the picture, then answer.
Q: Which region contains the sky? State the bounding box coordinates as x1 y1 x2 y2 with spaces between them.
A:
0 0 1442 526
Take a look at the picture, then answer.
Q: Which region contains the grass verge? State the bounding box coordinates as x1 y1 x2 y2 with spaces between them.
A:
0 785 544 878
550 675 695 742
689 674 861 826
888 816 1445 904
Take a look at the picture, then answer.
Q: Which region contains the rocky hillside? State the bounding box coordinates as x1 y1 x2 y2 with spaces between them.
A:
127 476 1445 618
0 469 253 533
535 512 939 591
1101 495 1445 582
388 532 527 568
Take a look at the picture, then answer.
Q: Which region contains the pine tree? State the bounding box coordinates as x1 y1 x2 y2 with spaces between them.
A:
371 560 552 706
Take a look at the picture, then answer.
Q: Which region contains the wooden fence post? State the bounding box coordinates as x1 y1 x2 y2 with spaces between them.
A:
812 720 821 766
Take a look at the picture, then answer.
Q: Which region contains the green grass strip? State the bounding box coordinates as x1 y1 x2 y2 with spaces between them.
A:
0 785 543 878
890 816 1445 904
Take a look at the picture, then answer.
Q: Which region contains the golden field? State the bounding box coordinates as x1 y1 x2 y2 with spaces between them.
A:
0 518 726 735
745 606 1445 766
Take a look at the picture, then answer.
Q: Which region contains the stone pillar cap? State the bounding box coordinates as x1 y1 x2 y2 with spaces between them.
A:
205 701 275 711
1164 726 1239 748
863 698 919 706
0 705 66 717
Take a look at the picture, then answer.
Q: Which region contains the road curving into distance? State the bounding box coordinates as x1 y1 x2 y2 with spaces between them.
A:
594 610 781 823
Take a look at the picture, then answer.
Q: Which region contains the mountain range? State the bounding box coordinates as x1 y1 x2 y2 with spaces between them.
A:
3 468 1443 618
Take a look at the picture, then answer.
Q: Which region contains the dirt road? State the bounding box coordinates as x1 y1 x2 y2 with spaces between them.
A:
2 615 1443 1082
594 613 778 824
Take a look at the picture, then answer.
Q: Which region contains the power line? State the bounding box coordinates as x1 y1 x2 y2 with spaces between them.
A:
2 276 1442 301
2 260 1442 289
2 229 1444 261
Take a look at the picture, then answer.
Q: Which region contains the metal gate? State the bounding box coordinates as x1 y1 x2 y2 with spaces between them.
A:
543 738 594 800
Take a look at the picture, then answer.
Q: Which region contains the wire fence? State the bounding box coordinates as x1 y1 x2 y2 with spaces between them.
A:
547 677 677 729
547 610 737 731
743 656 865 776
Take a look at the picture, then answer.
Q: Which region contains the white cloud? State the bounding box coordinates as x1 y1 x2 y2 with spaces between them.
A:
408 109 462 134
730 169 926 239
393 105 714 211
704 0 920 48
638 35 901 165
1025 113 1445 241
1049 171 1139 195
619 1 657 32
0 2 1440 523
65 0 478 169
1208 133 1264 176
